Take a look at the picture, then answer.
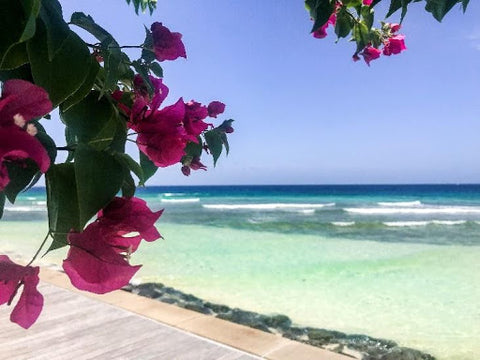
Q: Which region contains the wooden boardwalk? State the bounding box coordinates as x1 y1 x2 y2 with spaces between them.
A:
0 268 349 360
0 283 259 360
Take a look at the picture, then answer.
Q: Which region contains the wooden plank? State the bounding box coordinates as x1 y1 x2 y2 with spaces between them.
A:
0 283 259 360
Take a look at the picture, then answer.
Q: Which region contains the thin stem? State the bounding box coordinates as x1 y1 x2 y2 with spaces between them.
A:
26 231 51 267
85 43 144 50
56 146 75 151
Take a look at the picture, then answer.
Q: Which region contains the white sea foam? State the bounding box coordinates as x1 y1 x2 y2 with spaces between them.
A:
161 198 200 203
202 203 335 211
4 206 47 212
34 201 47 206
298 209 315 215
345 206 480 215
162 193 186 197
377 201 422 207
384 220 467 227
331 221 355 227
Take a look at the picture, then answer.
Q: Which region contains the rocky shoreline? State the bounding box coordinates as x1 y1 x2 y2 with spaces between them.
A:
123 282 436 360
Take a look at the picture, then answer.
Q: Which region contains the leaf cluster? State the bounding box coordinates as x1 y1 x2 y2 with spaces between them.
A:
0 0 234 257
306 0 469 55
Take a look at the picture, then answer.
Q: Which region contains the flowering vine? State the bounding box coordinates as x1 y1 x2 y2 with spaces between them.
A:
306 0 469 65
0 0 233 328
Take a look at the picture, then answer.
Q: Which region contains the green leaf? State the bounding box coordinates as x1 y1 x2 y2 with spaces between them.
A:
121 172 136 198
34 125 57 164
361 6 374 29
114 153 145 185
64 126 76 162
19 0 41 42
425 0 461 22
60 56 99 112
462 0 469 11
184 139 203 159
149 62 163 78
70 12 123 93
4 160 38 203
306 0 336 33
0 192 5 219
335 8 354 38
38 0 69 60
0 0 40 67
139 151 158 183
132 60 154 95
141 26 155 63
110 115 127 153
60 91 117 150
353 21 370 52
74 144 124 228
0 64 33 82
204 130 223 166
27 21 91 107
0 42 29 70
220 133 230 155
46 163 79 250
125 0 157 15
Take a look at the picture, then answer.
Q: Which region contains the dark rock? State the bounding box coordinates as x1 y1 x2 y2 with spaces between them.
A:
158 297 177 305
204 302 231 314
217 309 271 333
264 314 292 330
133 283 164 298
183 303 212 315
307 328 335 342
282 326 307 340
378 347 436 360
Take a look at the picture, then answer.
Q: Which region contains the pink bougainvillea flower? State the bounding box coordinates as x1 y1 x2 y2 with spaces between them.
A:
207 101 226 118
0 80 52 191
133 74 169 111
363 0 373 6
136 98 188 167
313 13 337 39
0 255 43 329
98 196 163 245
352 54 361 62
0 127 50 191
360 46 382 66
183 100 209 138
390 23 401 33
151 22 187 62
63 224 142 294
0 79 52 127
383 34 407 56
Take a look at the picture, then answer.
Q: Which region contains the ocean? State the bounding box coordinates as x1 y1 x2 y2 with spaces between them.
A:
1 184 479 360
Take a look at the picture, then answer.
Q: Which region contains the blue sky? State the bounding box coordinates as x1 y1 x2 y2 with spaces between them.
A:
47 0 480 185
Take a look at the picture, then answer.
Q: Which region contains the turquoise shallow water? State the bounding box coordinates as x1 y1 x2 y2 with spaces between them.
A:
1 185 480 359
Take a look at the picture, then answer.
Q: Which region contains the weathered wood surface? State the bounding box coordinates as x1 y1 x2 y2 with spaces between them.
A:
0 283 259 360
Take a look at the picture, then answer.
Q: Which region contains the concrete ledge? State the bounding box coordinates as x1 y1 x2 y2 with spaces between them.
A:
39 266 349 360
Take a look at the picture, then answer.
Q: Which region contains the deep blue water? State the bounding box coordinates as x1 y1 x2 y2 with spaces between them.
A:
6 184 480 245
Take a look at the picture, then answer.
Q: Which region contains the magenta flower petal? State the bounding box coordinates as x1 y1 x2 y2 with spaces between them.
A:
63 225 141 294
10 269 43 329
0 80 52 126
0 255 43 329
98 197 163 243
207 101 225 118
361 46 382 66
151 22 187 62
184 100 209 137
383 35 407 56
138 132 187 167
0 127 51 191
